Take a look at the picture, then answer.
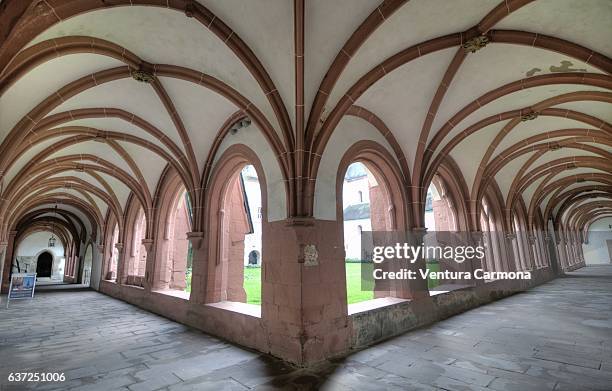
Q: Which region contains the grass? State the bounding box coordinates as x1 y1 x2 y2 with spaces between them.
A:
243 267 262 305
186 262 442 305
345 262 374 304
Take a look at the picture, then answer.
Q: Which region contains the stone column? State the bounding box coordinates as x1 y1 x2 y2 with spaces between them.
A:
527 235 538 268
406 227 430 299
555 239 566 270
543 234 558 274
505 233 519 271
186 232 204 302
470 230 486 286
114 242 124 282
92 244 104 289
0 242 7 298
1 231 17 293
142 238 156 292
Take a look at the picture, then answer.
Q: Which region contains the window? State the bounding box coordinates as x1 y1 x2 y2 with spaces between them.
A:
108 224 119 281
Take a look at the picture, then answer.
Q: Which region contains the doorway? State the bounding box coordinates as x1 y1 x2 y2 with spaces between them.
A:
36 252 53 278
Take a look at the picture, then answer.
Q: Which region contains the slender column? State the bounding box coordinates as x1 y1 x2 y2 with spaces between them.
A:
470 231 486 286
408 227 431 299
142 238 156 291
505 233 519 271
528 235 538 268
556 239 565 269
93 244 104 289
186 232 204 302
114 242 125 282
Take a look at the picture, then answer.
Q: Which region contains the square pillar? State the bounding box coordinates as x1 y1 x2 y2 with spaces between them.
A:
263 217 350 365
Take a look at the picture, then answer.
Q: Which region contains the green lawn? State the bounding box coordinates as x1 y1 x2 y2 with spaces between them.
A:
243 267 262 305
188 262 441 305
345 262 374 304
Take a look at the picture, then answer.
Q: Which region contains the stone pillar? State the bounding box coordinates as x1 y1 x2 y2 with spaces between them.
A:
142 238 156 292
505 233 519 272
470 231 486 286
92 244 104 289
186 232 204 302
407 227 431 299
263 217 349 365
1 231 17 293
114 242 124 282
527 234 540 270
555 239 566 270
0 242 7 298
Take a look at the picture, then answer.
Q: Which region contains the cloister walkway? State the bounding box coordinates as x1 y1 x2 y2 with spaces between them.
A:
1 265 611 391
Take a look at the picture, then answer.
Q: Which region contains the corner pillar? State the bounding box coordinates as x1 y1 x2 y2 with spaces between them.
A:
263 217 350 365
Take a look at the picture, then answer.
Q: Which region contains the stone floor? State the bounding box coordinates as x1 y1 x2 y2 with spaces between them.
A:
1 265 611 390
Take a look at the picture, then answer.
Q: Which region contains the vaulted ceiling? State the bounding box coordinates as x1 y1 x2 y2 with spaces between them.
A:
0 0 610 240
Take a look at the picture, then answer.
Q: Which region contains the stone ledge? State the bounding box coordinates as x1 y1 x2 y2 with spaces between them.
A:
206 301 262 318
348 297 409 316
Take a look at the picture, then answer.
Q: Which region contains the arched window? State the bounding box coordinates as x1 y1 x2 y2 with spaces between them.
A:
340 154 408 308
159 189 192 295
480 200 495 274
424 179 458 232
108 223 119 281
125 207 147 286
424 177 465 292
82 244 93 286
206 162 264 307
342 162 374 304
512 213 527 271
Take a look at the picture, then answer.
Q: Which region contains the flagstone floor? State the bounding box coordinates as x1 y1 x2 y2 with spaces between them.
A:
1 265 611 390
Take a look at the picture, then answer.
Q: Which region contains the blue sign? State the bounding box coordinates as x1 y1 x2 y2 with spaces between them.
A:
6 273 37 308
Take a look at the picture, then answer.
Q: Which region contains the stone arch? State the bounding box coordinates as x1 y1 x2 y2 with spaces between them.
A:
336 141 409 231
35 251 54 278
120 195 148 287
336 140 416 305
102 212 121 282
479 181 507 273
202 144 267 306
151 167 192 295
82 242 93 286
424 157 470 232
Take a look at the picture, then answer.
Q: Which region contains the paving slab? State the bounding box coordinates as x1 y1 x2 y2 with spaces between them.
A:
0 265 610 390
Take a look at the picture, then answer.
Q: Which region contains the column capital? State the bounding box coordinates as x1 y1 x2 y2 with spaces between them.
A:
284 217 315 227
115 242 124 251
186 231 204 249
141 238 155 252
505 233 517 240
